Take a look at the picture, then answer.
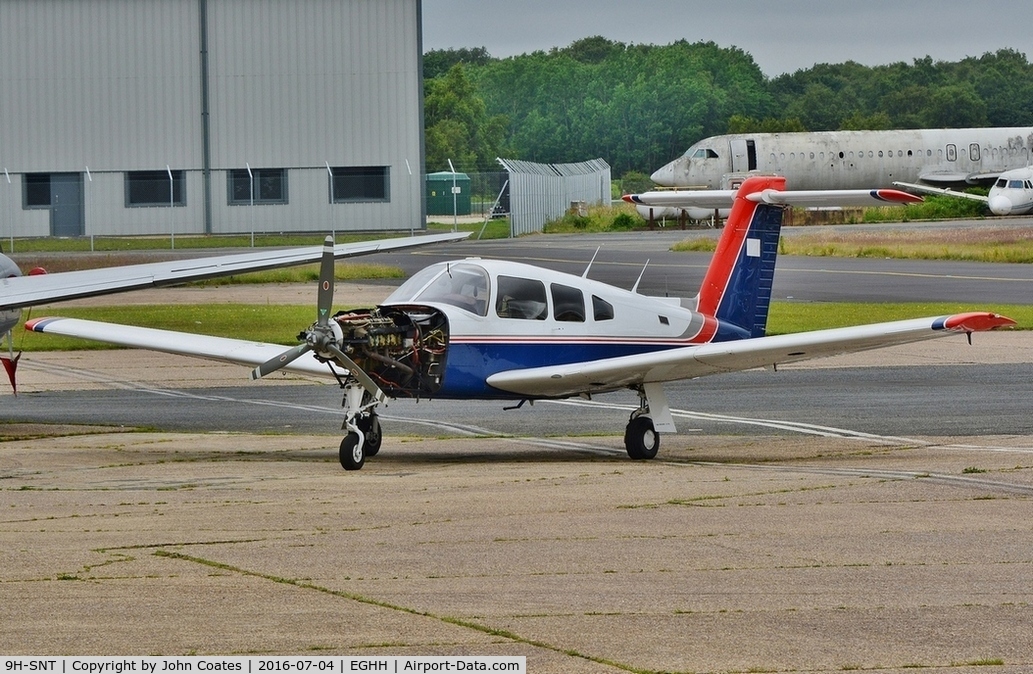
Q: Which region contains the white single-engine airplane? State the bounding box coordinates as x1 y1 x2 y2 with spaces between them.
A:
26 176 1015 470
0 232 469 392
895 166 1033 216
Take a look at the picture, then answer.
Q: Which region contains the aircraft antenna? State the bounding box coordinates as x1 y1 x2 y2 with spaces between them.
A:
582 246 601 278
631 259 650 294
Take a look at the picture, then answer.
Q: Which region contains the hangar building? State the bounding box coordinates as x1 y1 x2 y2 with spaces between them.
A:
0 0 424 238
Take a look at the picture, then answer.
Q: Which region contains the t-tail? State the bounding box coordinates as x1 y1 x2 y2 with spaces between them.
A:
695 175 786 341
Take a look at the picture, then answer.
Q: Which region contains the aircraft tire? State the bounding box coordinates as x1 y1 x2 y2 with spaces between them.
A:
624 416 659 460
340 432 365 470
358 415 382 457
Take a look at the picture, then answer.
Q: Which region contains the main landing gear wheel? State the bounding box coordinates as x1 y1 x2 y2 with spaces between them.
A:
624 416 659 460
357 414 382 457
340 433 365 471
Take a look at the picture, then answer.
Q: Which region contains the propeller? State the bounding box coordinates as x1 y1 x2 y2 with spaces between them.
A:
251 236 385 402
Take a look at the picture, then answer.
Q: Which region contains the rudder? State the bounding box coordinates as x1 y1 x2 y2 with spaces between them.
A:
696 175 785 341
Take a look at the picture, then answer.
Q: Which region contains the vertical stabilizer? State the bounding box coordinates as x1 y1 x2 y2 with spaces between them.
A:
696 175 785 341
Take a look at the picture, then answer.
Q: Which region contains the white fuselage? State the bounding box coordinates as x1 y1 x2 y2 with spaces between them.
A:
653 128 1033 190
987 167 1033 215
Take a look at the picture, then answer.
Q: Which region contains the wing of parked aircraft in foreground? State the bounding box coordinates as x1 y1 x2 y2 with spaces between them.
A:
0 232 469 311
25 176 1014 470
485 313 1012 398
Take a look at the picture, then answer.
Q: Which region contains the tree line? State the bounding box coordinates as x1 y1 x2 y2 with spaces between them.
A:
422 39 1033 179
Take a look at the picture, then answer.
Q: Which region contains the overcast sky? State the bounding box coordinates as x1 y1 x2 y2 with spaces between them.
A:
422 0 1033 77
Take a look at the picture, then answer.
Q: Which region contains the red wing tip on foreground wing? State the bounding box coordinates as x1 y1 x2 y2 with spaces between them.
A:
937 312 1017 332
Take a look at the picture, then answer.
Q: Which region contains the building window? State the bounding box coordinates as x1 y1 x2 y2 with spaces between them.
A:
126 170 185 207
23 173 51 208
329 166 389 203
228 168 288 205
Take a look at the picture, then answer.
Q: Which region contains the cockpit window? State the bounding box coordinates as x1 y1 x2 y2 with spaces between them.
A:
691 148 719 159
386 263 489 316
996 178 1008 188
496 276 547 320
1009 180 1024 189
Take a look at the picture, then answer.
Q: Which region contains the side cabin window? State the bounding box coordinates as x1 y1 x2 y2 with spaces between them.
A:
496 276 547 320
551 283 585 322
592 295 614 321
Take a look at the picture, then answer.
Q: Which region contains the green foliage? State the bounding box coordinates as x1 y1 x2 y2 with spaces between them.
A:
767 302 1032 335
542 205 645 233
425 41 1033 176
423 47 494 80
424 63 510 171
727 115 807 133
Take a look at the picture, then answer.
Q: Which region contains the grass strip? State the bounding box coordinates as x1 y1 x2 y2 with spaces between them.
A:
16 301 1028 352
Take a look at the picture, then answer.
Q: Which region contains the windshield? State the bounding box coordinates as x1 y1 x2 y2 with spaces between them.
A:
385 263 489 316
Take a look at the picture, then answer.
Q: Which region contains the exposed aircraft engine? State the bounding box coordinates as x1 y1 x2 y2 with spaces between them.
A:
332 307 448 397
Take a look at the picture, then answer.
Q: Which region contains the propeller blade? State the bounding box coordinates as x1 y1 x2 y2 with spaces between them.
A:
325 343 387 403
251 343 311 380
316 235 335 328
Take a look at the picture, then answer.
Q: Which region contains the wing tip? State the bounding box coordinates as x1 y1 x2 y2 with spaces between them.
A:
937 312 1017 332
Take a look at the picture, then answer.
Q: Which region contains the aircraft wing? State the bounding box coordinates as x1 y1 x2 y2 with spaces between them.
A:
893 181 990 204
486 312 1015 398
0 232 470 311
25 317 343 379
623 188 921 209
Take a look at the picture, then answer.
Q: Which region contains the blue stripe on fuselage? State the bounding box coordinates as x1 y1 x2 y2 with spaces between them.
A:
436 340 680 399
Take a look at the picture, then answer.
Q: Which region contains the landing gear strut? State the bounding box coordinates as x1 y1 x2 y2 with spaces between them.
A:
338 382 383 471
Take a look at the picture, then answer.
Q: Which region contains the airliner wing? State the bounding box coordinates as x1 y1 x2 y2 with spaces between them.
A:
624 188 921 209
25 317 342 379
486 312 1015 398
0 232 469 311
893 181 990 204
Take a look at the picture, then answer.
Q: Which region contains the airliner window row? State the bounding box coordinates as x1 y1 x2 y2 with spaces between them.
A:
770 145 1028 164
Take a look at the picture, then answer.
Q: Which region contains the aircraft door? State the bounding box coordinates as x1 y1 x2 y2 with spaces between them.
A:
729 139 747 172
729 139 757 173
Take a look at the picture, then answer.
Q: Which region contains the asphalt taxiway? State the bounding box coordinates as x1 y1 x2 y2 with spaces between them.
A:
3 226 1032 671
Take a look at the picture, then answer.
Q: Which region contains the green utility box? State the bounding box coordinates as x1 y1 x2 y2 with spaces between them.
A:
426 171 471 215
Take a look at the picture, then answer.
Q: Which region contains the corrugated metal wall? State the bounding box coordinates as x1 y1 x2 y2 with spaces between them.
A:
0 0 423 237
498 158 612 236
0 0 202 171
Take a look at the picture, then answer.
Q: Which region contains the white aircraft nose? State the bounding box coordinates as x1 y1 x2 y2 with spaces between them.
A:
650 161 679 187
988 194 1012 215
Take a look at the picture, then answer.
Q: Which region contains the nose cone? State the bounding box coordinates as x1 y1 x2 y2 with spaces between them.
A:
988 194 1012 215
650 160 679 187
